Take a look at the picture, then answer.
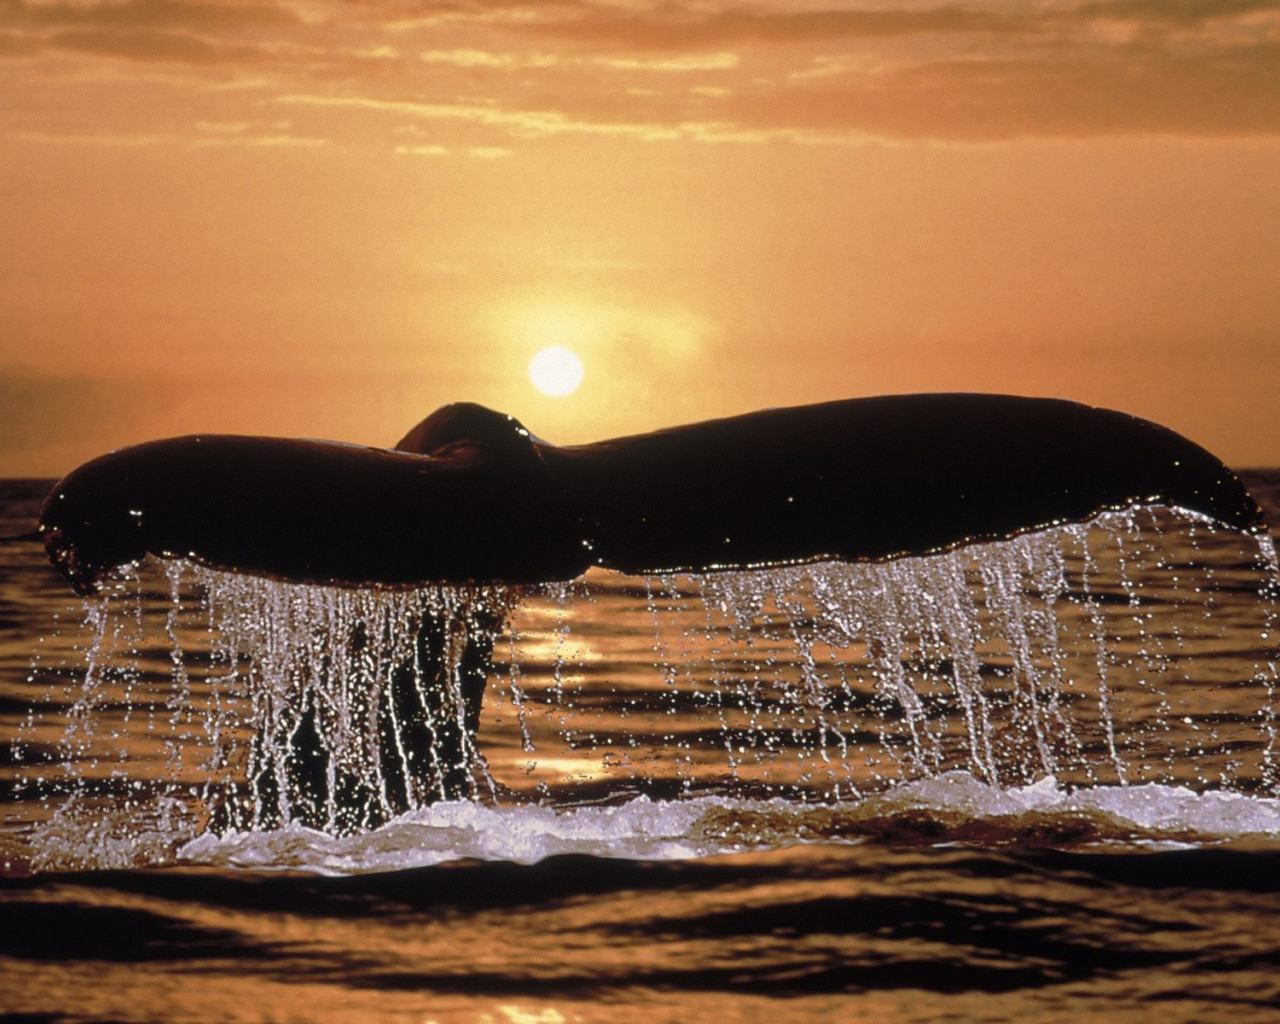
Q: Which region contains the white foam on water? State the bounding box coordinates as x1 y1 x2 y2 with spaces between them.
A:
176 773 1280 876
178 796 720 874
876 770 1280 839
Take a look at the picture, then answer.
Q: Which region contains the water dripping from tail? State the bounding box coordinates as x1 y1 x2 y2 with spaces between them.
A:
1253 529 1280 787
19 504 1280 872
187 568 520 836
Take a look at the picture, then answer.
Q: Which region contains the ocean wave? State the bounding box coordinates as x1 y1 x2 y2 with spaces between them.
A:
178 771 1280 876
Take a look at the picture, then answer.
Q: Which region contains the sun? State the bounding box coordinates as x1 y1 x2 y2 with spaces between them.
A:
528 345 585 398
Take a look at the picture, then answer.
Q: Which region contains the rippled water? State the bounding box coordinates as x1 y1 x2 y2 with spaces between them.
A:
3 473 1280 1023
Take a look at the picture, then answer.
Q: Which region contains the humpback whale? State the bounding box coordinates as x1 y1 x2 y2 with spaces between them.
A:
39 393 1266 595
34 393 1270 831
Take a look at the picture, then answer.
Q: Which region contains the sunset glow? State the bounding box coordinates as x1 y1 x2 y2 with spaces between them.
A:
2 1 1278 474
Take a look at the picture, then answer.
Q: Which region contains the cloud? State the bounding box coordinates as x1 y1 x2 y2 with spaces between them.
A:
6 0 1280 142
0 0 300 31
593 51 739 71
0 0 307 70
278 16 1280 147
278 92 690 141
1072 0 1280 25
279 92 828 144
514 4 1025 48
191 131 328 146
416 46 737 72
50 26 267 62
814 46 1280 138
420 47 522 68
12 123 328 147
9 128 170 145
394 142 450 155
511 0 1280 45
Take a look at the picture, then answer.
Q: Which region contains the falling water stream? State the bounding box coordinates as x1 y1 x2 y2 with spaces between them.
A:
12 503 1280 874
9 478 1280 1024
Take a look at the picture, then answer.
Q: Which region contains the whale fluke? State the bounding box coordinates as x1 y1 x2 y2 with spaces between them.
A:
39 394 1268 595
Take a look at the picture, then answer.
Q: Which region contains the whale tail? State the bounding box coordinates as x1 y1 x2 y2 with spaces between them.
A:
38 394 1269 593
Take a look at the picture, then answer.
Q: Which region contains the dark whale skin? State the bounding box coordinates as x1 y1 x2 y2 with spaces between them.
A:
40 429 585 593
39 394 1268 594
543 393 1268 575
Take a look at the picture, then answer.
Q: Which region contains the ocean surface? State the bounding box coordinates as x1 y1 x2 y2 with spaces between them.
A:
3 471 1280 1023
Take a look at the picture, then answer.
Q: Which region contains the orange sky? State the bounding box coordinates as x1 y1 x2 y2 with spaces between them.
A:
2 0 1279 476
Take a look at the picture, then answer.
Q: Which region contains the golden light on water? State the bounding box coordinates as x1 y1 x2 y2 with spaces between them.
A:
528 345 585 398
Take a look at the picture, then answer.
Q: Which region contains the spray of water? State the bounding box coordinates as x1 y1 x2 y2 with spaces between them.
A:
19 506 1280 869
